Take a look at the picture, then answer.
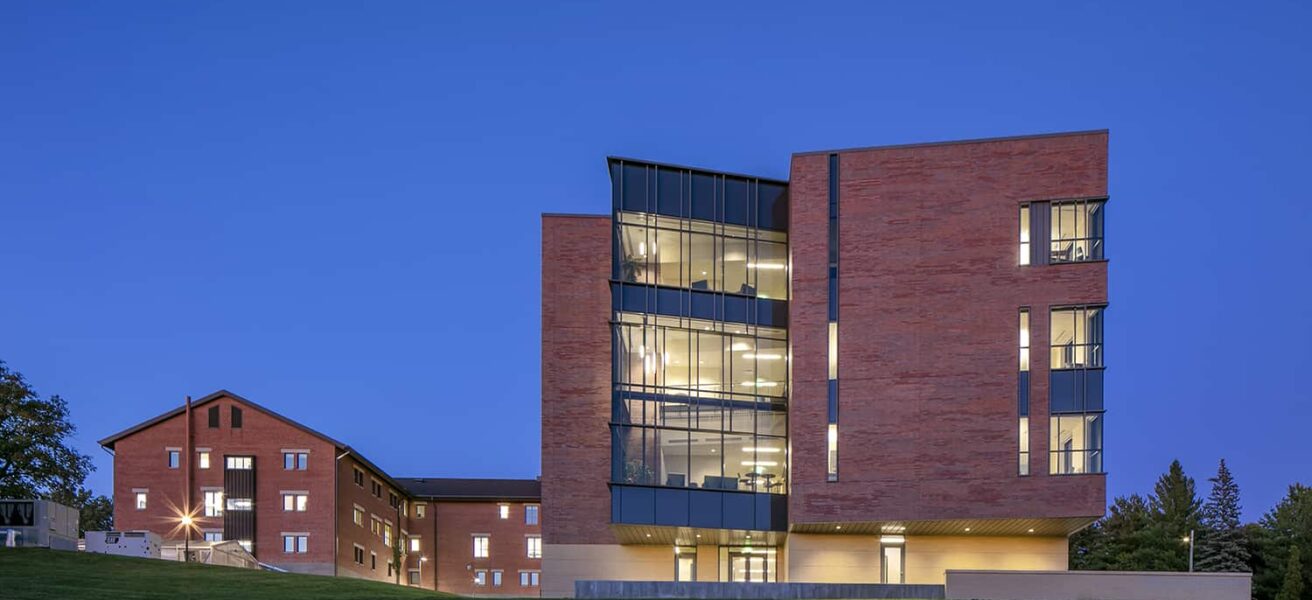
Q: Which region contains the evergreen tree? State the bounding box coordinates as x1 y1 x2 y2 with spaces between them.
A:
1197 459 1251 572
1275 546 1304 600
1147 459 1204 571
1252 485 1312 600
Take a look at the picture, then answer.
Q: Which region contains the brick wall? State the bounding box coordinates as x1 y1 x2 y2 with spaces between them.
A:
432 500 543 595
541 214 614 546
788 132 1109 525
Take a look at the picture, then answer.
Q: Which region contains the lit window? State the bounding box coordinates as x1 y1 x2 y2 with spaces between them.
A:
1050 413 1104 474
1019 308 1031 476
225 497 253 511
353 507 364 527
828 322 838 379
525 505 539 525
282 534 308 554
166 450 180 469
1050 199 1105 263
134 491 147 510
474 570 487 586
237 540 252 553
827 424 838 479
526 536 542 559
370 517 381 536
409 537 421 552
1019 203 1031 265
415 504 426 519
203 491 224 517
282 493 308 512
1050 306 1104 369
197 451 210 469
498 504 509 519
383 523 392 546
225 456 253 470
1019 309 1030 372
1019 417 1030 476
473 535 489 558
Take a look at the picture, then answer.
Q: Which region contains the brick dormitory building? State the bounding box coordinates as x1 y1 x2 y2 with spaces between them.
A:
99 390 543 595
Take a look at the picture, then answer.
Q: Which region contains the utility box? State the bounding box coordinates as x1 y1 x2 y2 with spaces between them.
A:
85 530 162 559
0 499 79 551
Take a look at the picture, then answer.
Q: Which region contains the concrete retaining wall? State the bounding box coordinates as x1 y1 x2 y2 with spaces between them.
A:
946 569 1252 600
575 580 945 599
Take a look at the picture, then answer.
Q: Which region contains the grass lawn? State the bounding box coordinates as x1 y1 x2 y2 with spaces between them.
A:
0 547 460 600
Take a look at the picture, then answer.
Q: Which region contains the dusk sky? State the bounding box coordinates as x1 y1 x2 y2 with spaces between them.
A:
2 1 1308 521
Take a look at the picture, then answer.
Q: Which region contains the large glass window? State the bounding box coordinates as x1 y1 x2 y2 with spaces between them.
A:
1050 200 1105 263
1050 306 1103 369
614 319 786 398
616 212 788 301
719 546 778 582
1050 413 1104 474
1019 204 1031 266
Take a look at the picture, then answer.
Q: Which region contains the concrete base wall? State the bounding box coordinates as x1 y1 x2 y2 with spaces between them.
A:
787 533 881 583
575 581 944 599
907 536 1068 584
945 570 1252 600
543 544 673 597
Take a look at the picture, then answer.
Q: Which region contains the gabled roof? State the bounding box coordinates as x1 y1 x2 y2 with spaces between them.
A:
395 477 541 501
96 389 404 492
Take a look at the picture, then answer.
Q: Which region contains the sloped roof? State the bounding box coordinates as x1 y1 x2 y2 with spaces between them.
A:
96 389 404 491
395 477 541 501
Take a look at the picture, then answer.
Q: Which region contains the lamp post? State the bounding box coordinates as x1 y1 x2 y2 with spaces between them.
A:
180 515 193 563
1182 529 1194 572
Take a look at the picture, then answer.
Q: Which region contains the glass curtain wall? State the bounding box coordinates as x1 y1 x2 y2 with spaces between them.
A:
1049 306 1106 474
610 159 789 497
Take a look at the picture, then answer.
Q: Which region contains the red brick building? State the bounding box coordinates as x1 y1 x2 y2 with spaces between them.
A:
100 390 542 594
541 131 1109 595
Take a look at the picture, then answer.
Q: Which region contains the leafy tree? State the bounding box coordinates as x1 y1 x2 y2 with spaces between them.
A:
1196 459 1250 572
1275 546 1304 600
1252 485 1312 600
0 361 94 499
51 487 113 535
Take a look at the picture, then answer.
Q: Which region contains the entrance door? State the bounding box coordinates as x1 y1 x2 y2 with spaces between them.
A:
728 553 768 582
881 544 904 584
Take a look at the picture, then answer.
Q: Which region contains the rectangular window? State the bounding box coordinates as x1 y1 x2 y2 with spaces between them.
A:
473 535 490 558
1050 413 1104 474
525 504 539 525
203 490 224 517
1019 203 1031 265
353 507 364 527
474 570 487 586
166 449 180 469
520 571 540 586
409 537 421 552
282 493 308 512
353 546 366 565
826 153 840 482
204 531 222 542
282 534 308 554
226 498 253 511
498 504 510 519
1050 306 1104 369
370 552 376 570
208 405 220 428
1050 199 1105 263
492 570 503 587
415 503 426 519
225 456 253 470
353 468 364 487
1019 417 1031 476
1019 308 1031 476
827 322 839 380
675 546 697 581
409 570 421 585
388 492 399 508
370 516 381 536
134 491 147 510
383 523 392 546
526 536 542 559
827 424 839 479
283 452 308 470
197 451 210 470
231 406 242 428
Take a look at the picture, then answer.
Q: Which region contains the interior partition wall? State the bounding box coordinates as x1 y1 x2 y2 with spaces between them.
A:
607 158 789 532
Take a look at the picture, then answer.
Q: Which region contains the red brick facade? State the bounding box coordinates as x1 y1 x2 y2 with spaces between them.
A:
788 132 1108 525
431 500 543 595
103 391 541 594
540 214 614 546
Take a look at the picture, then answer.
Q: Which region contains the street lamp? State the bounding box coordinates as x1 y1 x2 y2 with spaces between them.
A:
180 514 194 563
1182 529 1194 572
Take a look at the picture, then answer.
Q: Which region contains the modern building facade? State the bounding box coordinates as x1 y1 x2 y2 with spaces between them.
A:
100 390 543 595
541 131 1109 596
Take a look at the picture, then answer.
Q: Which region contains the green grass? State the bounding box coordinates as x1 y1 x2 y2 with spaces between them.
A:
0 548 460 600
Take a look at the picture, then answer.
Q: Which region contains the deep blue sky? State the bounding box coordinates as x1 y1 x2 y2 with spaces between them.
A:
3 2 1309 521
